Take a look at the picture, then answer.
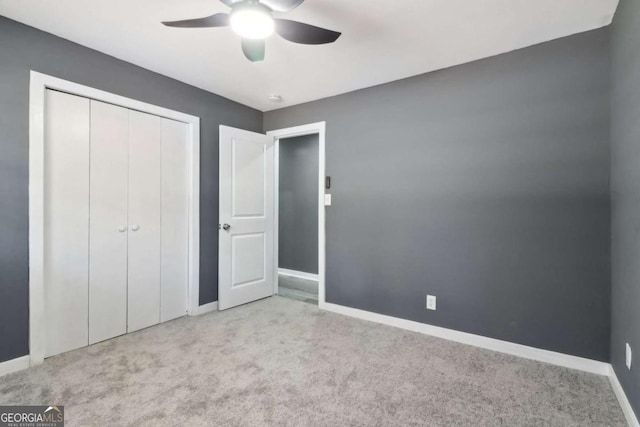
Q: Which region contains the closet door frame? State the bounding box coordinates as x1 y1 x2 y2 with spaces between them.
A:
29 71 201 366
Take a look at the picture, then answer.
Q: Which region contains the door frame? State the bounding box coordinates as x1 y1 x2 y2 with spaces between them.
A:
28 71 201 366
267 122 326 308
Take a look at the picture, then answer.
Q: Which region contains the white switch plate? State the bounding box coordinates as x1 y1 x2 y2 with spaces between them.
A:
426 295 436 311
626 343 632 370
324 194 332 206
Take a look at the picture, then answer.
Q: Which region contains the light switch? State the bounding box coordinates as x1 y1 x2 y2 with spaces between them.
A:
324 194 332 206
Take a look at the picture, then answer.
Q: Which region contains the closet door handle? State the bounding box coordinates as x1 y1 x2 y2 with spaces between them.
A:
118 226 127 233
131 225 140 231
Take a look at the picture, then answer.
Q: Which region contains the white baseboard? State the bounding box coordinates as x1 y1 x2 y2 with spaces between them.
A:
0 355 31 377
278 268 319 281
322 302 610 376
608 365 640 427
190 301 218 316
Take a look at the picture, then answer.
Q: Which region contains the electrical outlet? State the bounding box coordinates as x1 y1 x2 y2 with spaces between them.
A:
426 295 437 311
626 343 632 370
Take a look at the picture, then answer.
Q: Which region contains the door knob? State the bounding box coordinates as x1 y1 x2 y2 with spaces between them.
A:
222 223 231 231
131 225 140 231
118 226 127 232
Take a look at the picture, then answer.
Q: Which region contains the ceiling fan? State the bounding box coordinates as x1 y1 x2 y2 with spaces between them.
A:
162 0 341 62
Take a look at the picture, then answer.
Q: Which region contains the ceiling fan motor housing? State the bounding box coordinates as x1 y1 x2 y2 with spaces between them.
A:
230 2 275 39
162 0 341 62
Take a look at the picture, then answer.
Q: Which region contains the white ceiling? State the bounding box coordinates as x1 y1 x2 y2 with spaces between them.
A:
0 0 619 111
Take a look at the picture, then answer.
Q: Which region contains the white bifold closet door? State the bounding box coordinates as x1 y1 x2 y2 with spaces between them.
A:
160 119 190 322
44 89 190 356
89 100 129 344
127 111 162 332
127 113 189 327
44 90 90 358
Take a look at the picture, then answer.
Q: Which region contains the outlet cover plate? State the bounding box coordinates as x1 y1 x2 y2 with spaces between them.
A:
626 343 632 370
426 295 436 311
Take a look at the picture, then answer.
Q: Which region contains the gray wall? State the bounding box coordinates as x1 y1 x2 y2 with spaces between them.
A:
265 29 611 361
0 16 261 363
610 0 640 417
278 135 319 274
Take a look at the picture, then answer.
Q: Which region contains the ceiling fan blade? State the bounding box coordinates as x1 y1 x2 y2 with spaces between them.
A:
275 19 341 45
162 13 230 28
219 0 244 7
259 0 305 12
241 38 265 62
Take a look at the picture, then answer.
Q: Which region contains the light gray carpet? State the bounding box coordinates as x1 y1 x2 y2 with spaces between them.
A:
0 297 625 426
278 274 318 305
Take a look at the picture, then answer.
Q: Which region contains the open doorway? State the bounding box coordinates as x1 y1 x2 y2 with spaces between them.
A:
217 123 325 311
268 123 326 308
277 133 319 304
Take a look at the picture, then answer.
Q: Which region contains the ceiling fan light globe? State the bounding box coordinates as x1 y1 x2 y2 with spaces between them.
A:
230 6 274 39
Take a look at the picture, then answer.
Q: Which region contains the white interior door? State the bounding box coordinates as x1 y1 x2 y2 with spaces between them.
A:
219 126 274 310
43 90 90 357
127 110 162 332
160 118 189 321
89 100 129 344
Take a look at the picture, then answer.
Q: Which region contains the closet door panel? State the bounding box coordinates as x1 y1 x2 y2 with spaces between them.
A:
127 111 162 332
161 119 189 321
44 90 90 357
89 100 129 344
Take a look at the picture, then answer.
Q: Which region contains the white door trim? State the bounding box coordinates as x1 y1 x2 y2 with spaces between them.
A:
29 71 201 366
267 122 326 308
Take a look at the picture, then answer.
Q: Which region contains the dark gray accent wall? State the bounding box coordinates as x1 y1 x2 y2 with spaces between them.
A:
265 29 611 361
278 135 319 274
610 0 640 418
0 16 261 363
